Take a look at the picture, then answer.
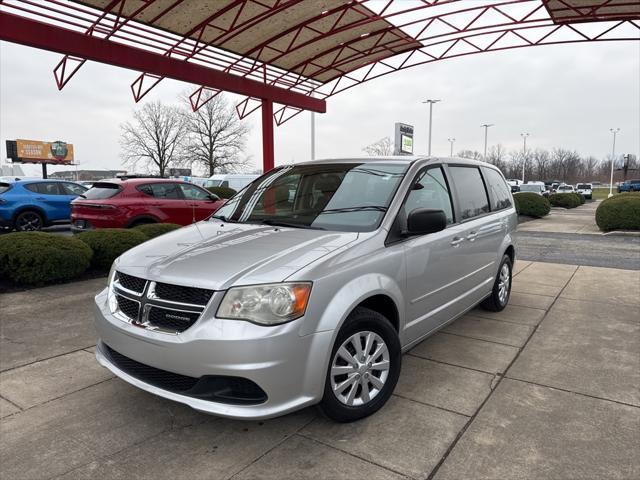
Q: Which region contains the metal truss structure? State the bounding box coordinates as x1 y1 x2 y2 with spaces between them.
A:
1 0 639 171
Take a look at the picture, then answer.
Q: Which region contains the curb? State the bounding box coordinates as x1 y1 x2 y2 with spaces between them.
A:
602 230 640 237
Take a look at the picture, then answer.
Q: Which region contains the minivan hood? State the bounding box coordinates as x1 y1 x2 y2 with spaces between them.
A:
117 221 358 290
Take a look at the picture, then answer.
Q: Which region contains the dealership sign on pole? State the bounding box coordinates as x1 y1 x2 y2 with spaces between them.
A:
6 139 75 178
394 123 414 155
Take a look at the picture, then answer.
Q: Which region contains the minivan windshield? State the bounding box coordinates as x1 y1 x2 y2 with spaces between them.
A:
211 163 408 232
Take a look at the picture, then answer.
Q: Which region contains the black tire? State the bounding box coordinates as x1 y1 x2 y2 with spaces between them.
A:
14 210 44 231
481 254 513 312
319 307 401 422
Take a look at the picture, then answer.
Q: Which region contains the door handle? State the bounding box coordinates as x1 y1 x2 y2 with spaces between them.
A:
451 236 464 247
35 197 46 201
467 231 478 242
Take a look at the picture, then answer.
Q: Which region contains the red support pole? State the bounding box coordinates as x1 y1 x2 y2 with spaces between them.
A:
262 99 275 173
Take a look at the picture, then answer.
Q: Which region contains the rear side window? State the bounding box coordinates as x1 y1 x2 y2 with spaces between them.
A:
0 183 11 194
139 183 182 199
449 166 490 220
25 182 62 195
483 168 512 211
84 183 122 199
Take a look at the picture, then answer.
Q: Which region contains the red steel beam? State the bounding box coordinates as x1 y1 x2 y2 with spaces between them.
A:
0 11 326 113
261 99 275 173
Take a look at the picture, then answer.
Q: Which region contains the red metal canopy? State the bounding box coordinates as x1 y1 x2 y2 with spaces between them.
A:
1 0 639 172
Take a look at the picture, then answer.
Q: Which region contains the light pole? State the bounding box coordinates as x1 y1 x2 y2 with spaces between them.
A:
448 138 455 157
609 128 620 198
423 99 440 156
520 133 529 182
481 124 493 159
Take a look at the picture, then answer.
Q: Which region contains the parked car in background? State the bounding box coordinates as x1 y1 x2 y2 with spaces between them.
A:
205 174 259 191
506 178 521 193
556 184 575 193
576 183 593 199
519 183 549 197
94 156 517 422
617 179 640 193
0 179 87 231
71 178 225 232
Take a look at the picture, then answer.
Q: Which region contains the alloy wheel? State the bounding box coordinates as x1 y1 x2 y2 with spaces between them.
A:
17 213 42 231
330 331 390 407
498 263 510 305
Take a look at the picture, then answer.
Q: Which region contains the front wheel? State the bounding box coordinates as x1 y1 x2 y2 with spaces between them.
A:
319 307 401 422
481 255 512 312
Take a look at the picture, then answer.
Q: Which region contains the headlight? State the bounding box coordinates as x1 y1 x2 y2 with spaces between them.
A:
217 282 312 325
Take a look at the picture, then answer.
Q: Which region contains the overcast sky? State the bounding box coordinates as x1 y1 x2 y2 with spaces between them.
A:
1 38 638 177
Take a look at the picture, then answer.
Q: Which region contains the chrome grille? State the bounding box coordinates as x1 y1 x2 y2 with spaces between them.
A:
153 282 213 306
116 295 139 321
110 275 213 334
116 272 146 294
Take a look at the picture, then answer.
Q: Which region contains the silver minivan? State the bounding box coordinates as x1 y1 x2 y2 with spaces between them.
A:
94 157 516 422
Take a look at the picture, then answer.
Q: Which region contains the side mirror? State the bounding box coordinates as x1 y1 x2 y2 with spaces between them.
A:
406 208 447 235
209 193 220 201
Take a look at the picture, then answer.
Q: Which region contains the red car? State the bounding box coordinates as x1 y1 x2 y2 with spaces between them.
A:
71 178 225 232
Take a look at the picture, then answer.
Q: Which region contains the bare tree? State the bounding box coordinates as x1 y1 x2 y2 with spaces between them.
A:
486 144 508 172
120 101 187 177
180 92 250 176
363 137 393 156
457 150 483 161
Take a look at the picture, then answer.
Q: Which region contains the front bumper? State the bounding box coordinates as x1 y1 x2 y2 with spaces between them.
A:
93 288 333 419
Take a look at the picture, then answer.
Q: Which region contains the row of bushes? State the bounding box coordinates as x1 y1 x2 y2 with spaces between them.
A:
596 192 640 232
548 192 585 209
0 223 182 285
513 192 551 218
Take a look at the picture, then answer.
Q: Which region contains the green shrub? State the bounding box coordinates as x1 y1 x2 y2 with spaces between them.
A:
571 192 585 205
0 232 92 285
595 193 640 232
549 193 581 209
207 186 237 199
134 223 182 239
513 192 551 218
78 228 148 270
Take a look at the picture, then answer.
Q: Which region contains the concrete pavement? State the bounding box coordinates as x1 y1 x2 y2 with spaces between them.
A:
1 262 639 479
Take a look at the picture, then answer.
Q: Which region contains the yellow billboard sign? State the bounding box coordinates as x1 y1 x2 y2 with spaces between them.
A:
15 139 74 164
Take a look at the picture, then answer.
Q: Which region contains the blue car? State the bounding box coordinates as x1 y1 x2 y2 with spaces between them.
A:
0 179 87 231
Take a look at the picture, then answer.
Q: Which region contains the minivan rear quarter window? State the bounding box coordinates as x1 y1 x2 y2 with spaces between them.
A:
449 166 490 220
483 168 512 210
0 183 11 194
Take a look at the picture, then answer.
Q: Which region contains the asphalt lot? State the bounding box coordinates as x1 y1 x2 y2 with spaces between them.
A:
1 261 638 480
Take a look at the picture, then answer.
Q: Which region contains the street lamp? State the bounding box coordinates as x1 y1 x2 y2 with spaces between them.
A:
422 99 441 156
481 124 494 159
520 133 529 182
609 128 620 198
448 138 456 157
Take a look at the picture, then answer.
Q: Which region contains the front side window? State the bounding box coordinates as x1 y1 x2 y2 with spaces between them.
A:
180 183 211 200
483 168 512 210
404 167 454 224
211 163 408 232
448 166 490 220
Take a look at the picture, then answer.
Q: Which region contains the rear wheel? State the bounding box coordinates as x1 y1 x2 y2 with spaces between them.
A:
319 307 401 422
481 255 512 312
129 218 156 228
14 211 44 231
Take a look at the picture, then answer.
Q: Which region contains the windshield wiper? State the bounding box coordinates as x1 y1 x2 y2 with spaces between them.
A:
321 205 388 214
258 219 325 230
209 214 236 223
